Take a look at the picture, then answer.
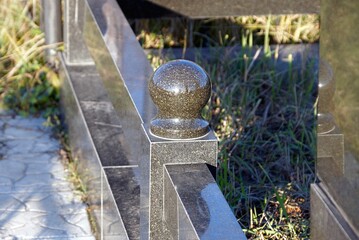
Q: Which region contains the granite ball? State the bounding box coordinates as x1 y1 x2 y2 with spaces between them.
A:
149 59 211 139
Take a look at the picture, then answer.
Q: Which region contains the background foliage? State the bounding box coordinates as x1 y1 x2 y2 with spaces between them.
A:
0 0 60 122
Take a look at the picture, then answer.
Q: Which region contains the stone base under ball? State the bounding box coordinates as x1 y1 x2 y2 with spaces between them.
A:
150 118 210 140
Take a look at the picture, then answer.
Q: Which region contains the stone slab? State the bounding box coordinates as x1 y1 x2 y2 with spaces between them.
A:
310 183 357 239
317 0 359 233
0 191 86 214
145 0 319 17
0 113 95 239
164 163 246 239
0 211 94 239
104 167 140 239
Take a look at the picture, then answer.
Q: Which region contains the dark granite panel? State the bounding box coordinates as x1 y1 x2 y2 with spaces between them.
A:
102 169 128 239
104 167 141 240
82 0 155 173
68 67 108 102
318 0 359 234
116 0 182 19
165 164 246 239
147 0 319 18
83 0 156 123
163 165 179 239
80 101 133 167
66 65 138 167
59 55 101 208
310 184 356 240
60 55 104 239
61 55 129 239
178 199 198 240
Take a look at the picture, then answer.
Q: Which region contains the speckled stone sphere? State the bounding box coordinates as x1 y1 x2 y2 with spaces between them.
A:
149 59 211 139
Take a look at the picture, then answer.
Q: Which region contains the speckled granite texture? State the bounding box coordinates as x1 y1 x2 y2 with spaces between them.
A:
149 60 211 139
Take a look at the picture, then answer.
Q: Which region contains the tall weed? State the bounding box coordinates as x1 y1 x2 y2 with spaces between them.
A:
0 0 60 120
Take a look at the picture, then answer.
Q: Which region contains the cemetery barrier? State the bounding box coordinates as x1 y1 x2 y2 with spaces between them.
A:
42 0 358 239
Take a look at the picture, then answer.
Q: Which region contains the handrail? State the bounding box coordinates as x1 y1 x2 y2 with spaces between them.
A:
60 0 245 239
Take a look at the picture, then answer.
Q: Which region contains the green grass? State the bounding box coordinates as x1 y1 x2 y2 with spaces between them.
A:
0 1 99 236
134 15 319 49
205 48 316 239
0 0 97 233
0 0 60 122
0 1 318 238
144 18 318 239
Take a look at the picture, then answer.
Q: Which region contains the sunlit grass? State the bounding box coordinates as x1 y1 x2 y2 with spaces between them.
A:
146 31 317 239
203 47 317 239
0 0 97 235
0 0 60 121
0 2 318 238
134 14 319 49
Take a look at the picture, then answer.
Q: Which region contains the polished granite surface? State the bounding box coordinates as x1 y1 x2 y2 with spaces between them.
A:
65 64 137 167
140 126 218 239
60 56 128 239
104 167 140 239
63 0 93 64
164 164 246 239
310 184 356 240
61 0 246 239
81 1 229 238
84 0 155 123
146 0 319 17
316 0 359 235
102 168 129 239
149 60 211 139
60 60 102 207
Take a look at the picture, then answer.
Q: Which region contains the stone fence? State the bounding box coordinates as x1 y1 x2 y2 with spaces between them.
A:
42 0 359 239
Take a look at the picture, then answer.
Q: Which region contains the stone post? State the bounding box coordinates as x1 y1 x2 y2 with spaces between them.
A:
63 0 93 65
41 0 62 64
149 59 211 140
311 0 359 238
140 60 218 239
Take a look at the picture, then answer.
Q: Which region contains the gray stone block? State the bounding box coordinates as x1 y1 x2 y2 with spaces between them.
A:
0 212 93 239
310 184 357 239
0 192 86 214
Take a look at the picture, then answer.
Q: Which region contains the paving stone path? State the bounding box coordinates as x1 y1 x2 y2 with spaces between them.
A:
0 112 95 239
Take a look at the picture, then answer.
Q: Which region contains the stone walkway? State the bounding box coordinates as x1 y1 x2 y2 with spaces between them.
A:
0 112 95 239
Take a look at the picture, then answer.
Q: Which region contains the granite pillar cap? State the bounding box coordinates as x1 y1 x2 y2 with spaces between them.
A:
149 59 211 140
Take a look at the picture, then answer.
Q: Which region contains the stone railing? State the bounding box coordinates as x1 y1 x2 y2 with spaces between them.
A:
43 0 359 239
56 0 250 238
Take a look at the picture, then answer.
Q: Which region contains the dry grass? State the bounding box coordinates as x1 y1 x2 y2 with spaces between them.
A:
0 0 60 120
1 2 319 238
0 1 97 236
200 47 317 239
133 15 319 49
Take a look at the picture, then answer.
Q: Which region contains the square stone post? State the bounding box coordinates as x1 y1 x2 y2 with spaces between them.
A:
63 0 93 65
311 0 359 238
140 60 218 239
